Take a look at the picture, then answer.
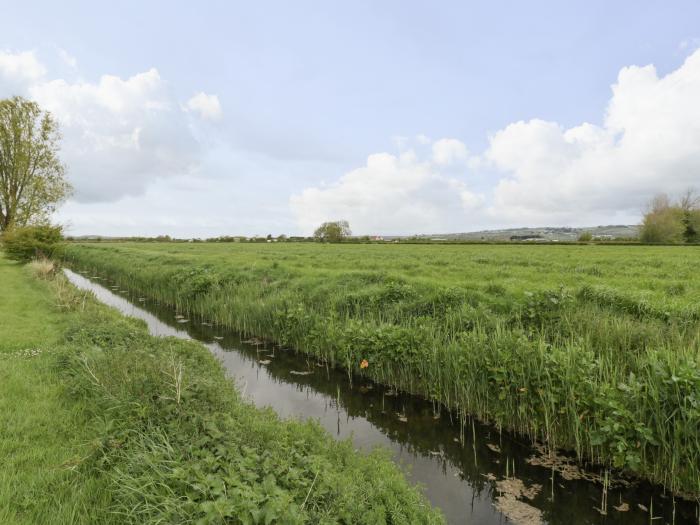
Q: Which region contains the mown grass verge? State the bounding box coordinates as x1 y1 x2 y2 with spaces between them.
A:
0 256 111 525
0 254 443 524
63 242 700 499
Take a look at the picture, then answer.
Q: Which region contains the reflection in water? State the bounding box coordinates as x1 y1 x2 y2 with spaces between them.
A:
65 269 697 525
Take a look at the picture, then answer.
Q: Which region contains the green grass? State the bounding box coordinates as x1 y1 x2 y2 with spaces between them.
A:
0 257 110 525
0 259 66 351
0 254 442 524
63 242 700 497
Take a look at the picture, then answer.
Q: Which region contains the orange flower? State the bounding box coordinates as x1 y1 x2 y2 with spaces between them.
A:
360 359 369 369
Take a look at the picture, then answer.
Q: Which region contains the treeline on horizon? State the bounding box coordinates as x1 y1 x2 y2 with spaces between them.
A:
64 234 676 246
66 189 700 247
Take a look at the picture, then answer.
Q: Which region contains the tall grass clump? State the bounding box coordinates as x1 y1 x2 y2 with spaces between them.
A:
63 242 700 497
28 257 56 279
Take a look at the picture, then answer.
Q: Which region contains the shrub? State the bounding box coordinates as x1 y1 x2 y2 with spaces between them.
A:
1 225 64 262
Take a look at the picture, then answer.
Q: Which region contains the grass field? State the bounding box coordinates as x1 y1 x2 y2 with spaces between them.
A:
0 253 442 524
0 257 110 524
64 242 700 497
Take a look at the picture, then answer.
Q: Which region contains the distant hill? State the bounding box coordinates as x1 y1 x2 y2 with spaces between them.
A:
69 225 640 243
404 225 639 242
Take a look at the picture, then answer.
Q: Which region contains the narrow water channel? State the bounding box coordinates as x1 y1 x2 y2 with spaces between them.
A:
64 269 697 525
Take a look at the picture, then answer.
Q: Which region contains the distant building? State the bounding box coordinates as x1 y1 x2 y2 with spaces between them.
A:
509 234 543 241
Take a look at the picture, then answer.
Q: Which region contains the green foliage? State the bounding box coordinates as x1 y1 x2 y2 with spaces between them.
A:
1 224 64 262
640 191 700 244
63 241 700 497
520 287 573 329
590 376 658 470
577 231 592 242
313 220 351 242
57 304 443 524
0 96 71 231
172 265 219 299
682 209 700 243
640 207 685 243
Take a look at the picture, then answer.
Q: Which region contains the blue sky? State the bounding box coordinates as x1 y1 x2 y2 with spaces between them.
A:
1 1 699 236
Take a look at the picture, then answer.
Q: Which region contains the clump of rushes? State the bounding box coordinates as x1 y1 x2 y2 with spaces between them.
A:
28 257 56 279
54 274 444 524
63 242 700 497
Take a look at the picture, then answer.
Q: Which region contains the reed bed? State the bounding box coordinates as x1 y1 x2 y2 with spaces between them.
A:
64 242 700 497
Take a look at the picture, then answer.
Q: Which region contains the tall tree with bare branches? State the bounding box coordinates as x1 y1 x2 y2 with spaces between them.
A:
0 96 71 231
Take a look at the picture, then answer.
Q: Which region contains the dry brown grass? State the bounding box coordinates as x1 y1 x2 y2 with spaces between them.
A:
28 258 56 280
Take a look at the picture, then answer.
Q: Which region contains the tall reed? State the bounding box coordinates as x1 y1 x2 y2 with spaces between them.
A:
63 242 700 496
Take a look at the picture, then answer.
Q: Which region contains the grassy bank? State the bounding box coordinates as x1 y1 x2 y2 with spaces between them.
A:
0 254 442 524
64 242 700 497
0 257 111 524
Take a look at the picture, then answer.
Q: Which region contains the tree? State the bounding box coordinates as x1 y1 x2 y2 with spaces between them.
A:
313 220 351 242
678 188 700 243
639 192 686 243
0 96 71 231
577 231 592 242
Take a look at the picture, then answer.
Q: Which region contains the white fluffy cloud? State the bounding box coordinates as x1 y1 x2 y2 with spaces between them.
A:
0 50 46 91
185 92 222 120
290 148 483 235
4 46 700 236
294 49 700 234
0 50 219 202
485 49 700 224
432 138 469 166
28 68 199 201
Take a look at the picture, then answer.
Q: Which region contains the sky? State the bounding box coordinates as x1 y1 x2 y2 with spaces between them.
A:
1 1 699 237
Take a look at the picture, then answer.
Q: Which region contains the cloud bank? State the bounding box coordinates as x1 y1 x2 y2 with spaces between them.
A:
486 50 700 224
290 150 483 235
0 50 46 91
3 47 700 237
293 50 700 233
0 50 220 203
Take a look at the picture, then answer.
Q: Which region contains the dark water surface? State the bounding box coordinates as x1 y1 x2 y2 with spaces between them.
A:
64 269 698 525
